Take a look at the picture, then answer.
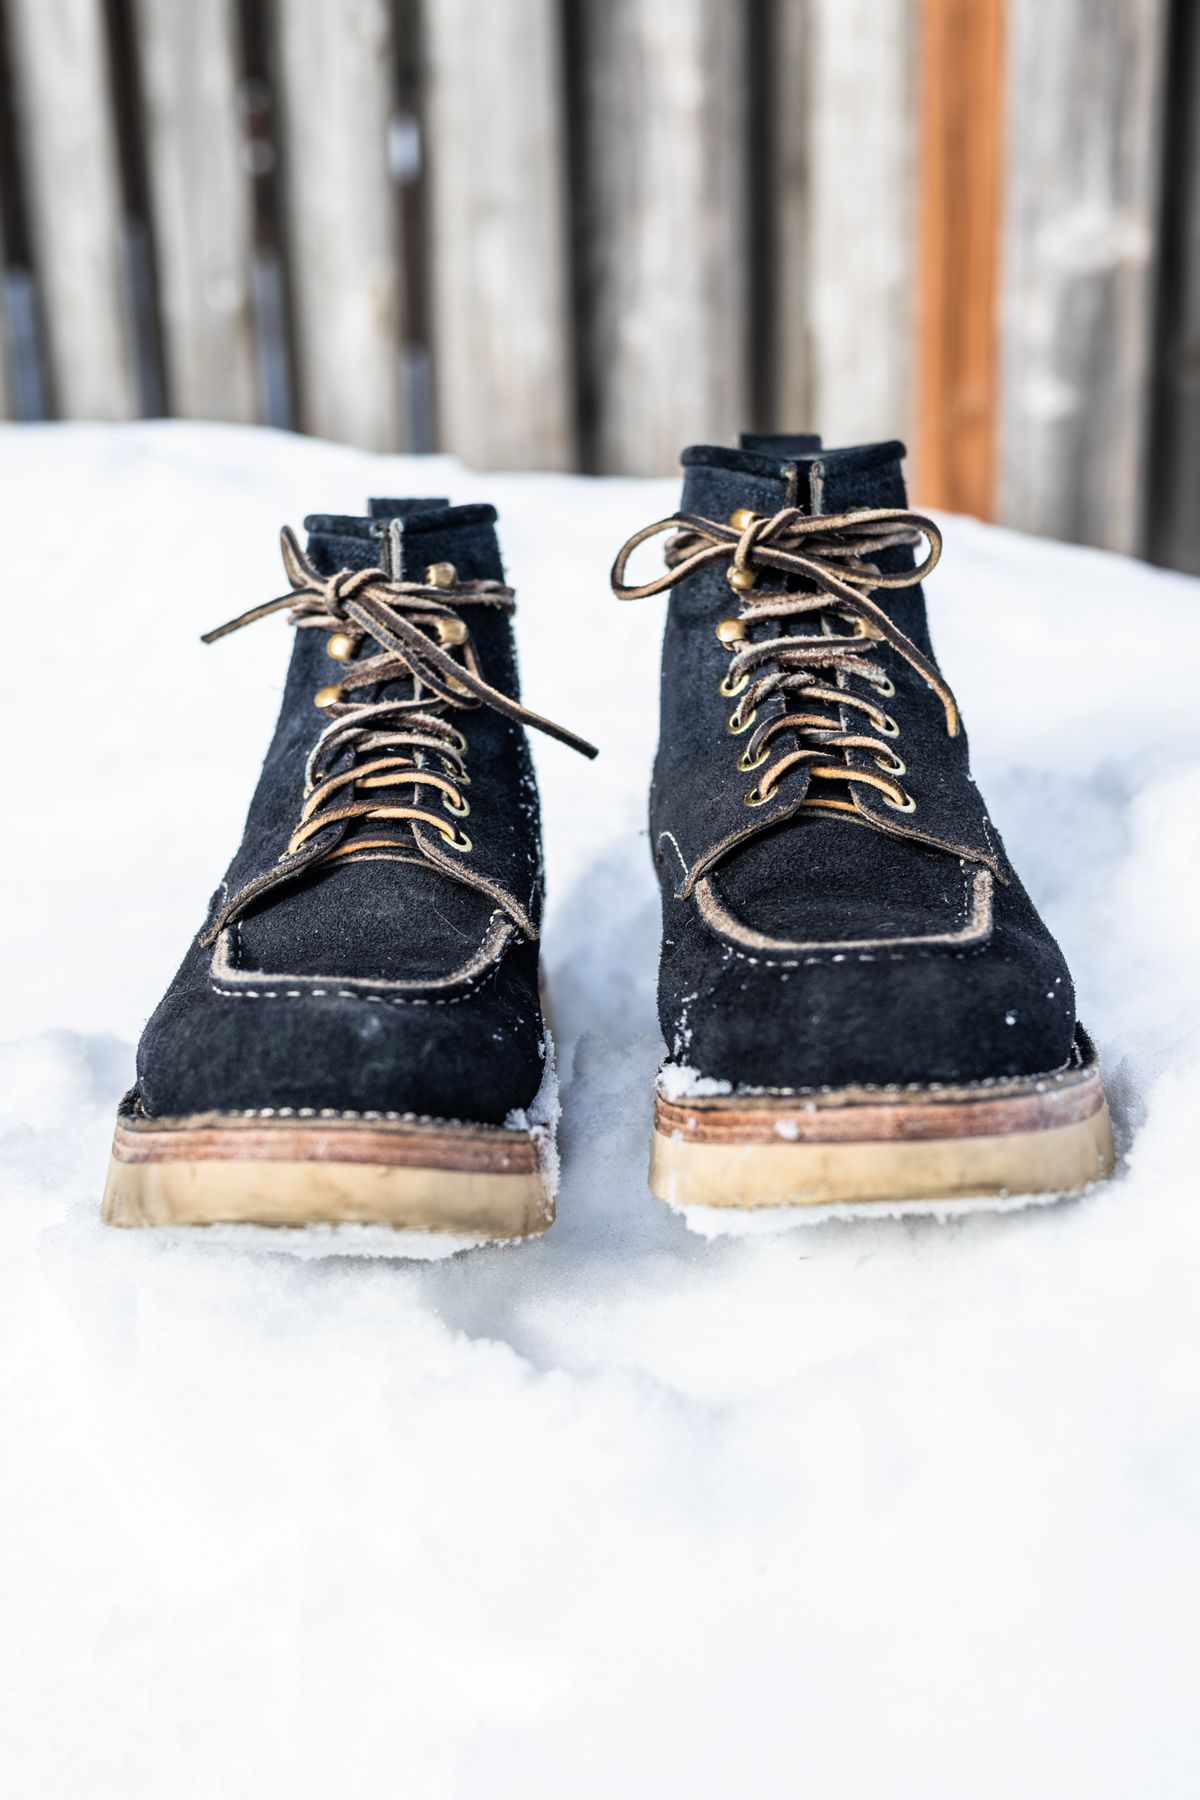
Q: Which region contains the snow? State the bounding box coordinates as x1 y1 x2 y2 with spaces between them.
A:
4 421 1200 1797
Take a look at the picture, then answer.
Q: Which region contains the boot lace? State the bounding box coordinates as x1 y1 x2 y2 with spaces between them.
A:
197 527 596 947
611 505 954 817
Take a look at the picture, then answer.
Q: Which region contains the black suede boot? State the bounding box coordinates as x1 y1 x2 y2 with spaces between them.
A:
611 435 1114 1214
103 498 595 1241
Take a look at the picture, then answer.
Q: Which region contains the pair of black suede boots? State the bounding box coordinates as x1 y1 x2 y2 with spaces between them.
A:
102 434 1113 1241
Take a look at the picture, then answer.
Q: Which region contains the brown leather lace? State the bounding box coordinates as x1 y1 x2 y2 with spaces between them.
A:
196 528 596 948
611 505 952 815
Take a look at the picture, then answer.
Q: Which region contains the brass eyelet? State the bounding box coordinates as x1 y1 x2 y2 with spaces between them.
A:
870 674 895 697
727 706 758 736
737 745 770 773
447 829 472 853
314 684 343 710
441 758 469 784
853 617 884 641
326 631 356 662
426 561 458 589
729 507 759 531
434 616 468 647
726 565 756 593
744 783 777 808
448 728 469 754
442 791 469 817
874 750 906 776
715 617 746 649
876 712 900 738
884 789 916 813
719 670 749 698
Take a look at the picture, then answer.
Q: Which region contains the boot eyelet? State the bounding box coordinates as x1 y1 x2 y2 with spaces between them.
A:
326 631 356 661
727 707 757 736
434 616 468 647
715 617 746 649
873 751 905 776
425 562 458 589
737 745 770 773
870 674 895 697
441 758 469 784
447 829 472 852
744 782 777 808
442 791 469 817
729 507 759 531
719 670 749 698
876 712 900 738
726 565 757 593
884 789 916 813
314 684 343 710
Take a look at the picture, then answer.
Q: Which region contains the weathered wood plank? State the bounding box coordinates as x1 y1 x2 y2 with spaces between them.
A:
914 0 1004 516
0 202 10 418
1147 0 1200 574
6 0 136 418
997 0 1168 553
133 0 258 422
771 0 918 452
575 0 749 475
275 0 404 449
422 0 573 469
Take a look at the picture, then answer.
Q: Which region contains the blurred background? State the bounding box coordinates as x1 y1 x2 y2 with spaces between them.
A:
0 0 1194 569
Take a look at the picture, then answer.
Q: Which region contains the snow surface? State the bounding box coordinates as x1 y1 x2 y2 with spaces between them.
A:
3 421 1200 1797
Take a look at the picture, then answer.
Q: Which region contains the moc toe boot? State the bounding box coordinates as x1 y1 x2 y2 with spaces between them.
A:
612 435 1114 1214
104 497 595 1241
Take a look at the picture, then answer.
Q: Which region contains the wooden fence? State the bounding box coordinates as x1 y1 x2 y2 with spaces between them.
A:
0 0 1196 571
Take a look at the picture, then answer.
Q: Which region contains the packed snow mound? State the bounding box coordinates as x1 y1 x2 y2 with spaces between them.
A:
3 422 1199 1799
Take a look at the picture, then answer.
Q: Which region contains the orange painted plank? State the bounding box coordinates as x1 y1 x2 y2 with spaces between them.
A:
914 0 1005 516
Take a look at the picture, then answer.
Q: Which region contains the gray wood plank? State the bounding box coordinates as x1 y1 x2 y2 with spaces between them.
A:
771 0 918 452
6 0 136 419
422 0 574 469
0 202 10 418
1147 0 1200 573
997 0 1168 553
576 0 749 475
133 0 258 422
275 0 404 449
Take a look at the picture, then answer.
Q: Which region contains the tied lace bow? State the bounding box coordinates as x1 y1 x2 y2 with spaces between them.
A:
197 528 596 949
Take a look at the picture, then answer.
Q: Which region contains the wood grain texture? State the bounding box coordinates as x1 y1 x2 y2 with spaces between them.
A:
914 0 1004 515
422 0 574 469
1147 0 1200 574
275 0 404 449
133 0 258 422
771 0 918 451
575 0 749 475
997 0 1168 553
6 0 136 418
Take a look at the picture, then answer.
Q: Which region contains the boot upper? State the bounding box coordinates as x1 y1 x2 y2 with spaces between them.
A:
620 436 1079 1091
135 500 574 1125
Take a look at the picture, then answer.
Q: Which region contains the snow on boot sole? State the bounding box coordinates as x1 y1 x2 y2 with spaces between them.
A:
650 1029 1113 1211
102 1092 554 1237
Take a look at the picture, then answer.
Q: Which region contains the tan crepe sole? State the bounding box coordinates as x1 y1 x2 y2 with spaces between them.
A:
102 1103 553 1237
650 1033 1114 1210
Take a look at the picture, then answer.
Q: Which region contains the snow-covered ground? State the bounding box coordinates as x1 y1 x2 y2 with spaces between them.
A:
3 421 1199 1797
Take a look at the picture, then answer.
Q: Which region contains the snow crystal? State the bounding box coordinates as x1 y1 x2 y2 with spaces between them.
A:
656 1061 733 1100
3 422 1199 1799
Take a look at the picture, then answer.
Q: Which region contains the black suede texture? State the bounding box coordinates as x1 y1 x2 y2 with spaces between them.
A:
135 499 550 1126
649 435 1078 1090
